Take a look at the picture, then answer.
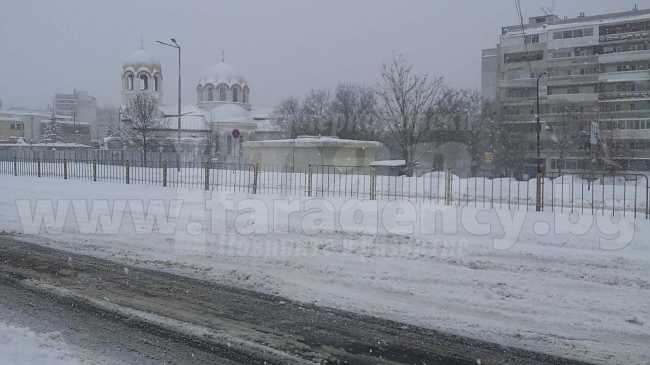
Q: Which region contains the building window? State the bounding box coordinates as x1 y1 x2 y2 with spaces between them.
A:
220 87 226 101
139 75 148 90
10 124 15 130
127 75 134 90
524 34 539 44
233 88 238 102
504 50 543 64
16 124 22 130
208 88 214 101
154 76 159 91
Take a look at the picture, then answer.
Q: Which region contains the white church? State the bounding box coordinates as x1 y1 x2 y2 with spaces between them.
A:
103 47 284 161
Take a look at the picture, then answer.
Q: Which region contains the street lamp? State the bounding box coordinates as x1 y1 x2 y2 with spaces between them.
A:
157 38 181 171
536 71 547 212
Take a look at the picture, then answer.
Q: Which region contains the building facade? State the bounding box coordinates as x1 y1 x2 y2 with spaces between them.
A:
54 90 99 141
482 7 650 175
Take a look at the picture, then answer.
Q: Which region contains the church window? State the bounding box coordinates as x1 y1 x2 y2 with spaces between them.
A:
140 75 148 90
227 135 233 155
233 88 238 102
243 91 247 103
220 87 226 101
154 76 159 91
127 75 134 90
208 88 214 101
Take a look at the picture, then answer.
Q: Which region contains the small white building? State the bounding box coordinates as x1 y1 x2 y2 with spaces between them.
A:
243 136 381 170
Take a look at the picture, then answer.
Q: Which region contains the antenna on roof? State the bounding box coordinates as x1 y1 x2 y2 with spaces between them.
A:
140 36 143 49
222 50 225 62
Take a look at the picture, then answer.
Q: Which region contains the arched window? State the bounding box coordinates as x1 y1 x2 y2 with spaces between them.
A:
219 87 226 101
243 91 247 103
233 88 238 102
227 135 233 155
127 75 134 90
140 75 148 90
208 88 214 101
154 76 159 91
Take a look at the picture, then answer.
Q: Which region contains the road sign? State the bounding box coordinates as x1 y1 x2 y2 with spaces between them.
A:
484 152 493 163
231 128 240 139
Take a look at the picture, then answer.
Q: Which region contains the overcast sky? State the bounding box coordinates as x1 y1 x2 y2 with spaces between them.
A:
0 0 644 111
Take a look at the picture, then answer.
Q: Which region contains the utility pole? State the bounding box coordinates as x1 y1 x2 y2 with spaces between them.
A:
157 38 182 171
536 72 547 212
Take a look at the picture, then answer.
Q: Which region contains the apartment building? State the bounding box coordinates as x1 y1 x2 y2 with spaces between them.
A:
54 90 99 141
482 7 650 175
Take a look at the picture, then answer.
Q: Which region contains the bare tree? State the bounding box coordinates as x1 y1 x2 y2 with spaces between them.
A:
270 96 306 139
121 93 168 166
376 54 444 176
548 106 587 175
592 111 636 174
302 89 334 136
332 83 378 140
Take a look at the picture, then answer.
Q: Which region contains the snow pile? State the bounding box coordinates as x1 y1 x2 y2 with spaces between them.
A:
0 321 85 365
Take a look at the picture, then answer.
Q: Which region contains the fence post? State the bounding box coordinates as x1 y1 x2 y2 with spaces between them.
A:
204 161 210 191
37 158 41 177
63 159 68 180
536 172 543 211
92 159 97 181
125 160 130 184
252 163 260 194
445 168 452 205
163 161 167 187
13 156 17 176
370 166 376 200
307 164 313 197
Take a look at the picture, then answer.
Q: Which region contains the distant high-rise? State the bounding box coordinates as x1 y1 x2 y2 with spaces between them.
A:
54 90 98 141
482 7 650 174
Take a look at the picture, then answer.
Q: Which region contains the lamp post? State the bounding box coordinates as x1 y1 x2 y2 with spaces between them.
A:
536 71 547 212
157 38 181 171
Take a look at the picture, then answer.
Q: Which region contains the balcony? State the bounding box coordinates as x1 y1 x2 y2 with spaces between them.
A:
599 91 650 100
599 31 650 43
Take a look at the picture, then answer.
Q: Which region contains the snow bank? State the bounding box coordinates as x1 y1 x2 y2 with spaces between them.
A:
0 321 86 365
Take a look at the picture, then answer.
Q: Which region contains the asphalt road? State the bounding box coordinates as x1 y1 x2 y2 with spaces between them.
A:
0 235 594 365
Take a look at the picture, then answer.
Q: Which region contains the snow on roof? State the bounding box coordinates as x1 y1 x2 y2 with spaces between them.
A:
209 104 250 122
369 160 406 167
502 12 650 38
0 142 92 148
123 49 161 73
244 136 381 148
0 117 22 122
198 62 248 89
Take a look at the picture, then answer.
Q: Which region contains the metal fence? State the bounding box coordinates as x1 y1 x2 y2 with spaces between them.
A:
1 155 648 219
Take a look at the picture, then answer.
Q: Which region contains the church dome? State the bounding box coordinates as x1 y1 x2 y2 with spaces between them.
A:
123 49 162 74
198 62 247 88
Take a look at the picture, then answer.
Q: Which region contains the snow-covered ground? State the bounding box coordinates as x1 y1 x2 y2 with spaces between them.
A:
0 175 648 364
0 320 87 365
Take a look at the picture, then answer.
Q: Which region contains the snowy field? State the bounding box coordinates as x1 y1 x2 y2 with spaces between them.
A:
0 175 648 364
